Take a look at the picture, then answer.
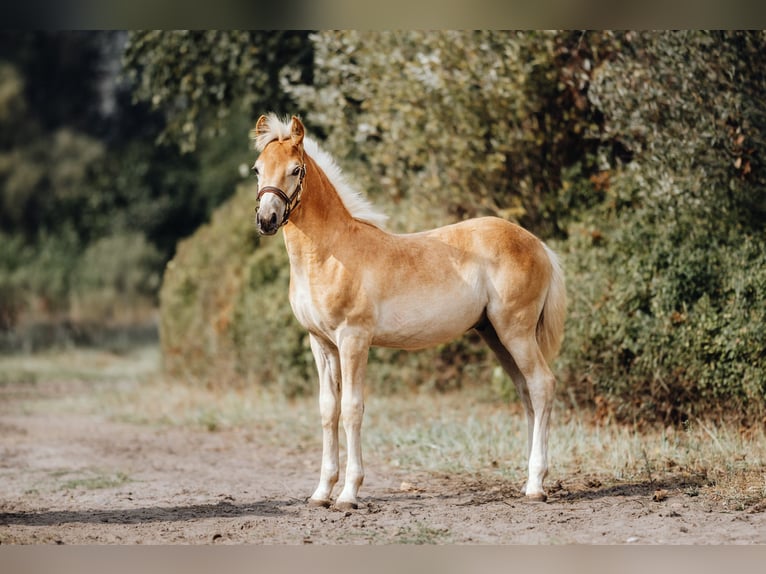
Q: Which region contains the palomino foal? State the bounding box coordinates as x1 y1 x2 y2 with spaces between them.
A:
252 114 566 509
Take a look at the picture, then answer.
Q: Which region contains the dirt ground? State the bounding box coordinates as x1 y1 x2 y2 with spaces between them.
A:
1 377 765 545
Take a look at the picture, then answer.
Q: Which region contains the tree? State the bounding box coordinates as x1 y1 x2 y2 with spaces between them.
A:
123 30 313 152
285 30 621 236
0 32 213 332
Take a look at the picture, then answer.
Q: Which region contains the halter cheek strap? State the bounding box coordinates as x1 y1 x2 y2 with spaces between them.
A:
256 164 306 225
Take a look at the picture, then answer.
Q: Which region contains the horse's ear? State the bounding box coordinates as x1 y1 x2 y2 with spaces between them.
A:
290 116 305 146
250 115 270 149
253 115 269 139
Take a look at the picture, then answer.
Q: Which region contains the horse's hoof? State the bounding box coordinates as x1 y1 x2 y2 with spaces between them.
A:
525 492 548 503
335 500 358 511
307 497 332 508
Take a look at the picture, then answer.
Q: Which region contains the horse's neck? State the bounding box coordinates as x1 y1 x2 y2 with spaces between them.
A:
282 159 354 263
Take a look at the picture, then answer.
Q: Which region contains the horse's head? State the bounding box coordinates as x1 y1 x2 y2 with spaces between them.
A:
251 115 307 236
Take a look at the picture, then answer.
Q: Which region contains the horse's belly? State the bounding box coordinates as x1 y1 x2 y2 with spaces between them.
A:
372 295 484 350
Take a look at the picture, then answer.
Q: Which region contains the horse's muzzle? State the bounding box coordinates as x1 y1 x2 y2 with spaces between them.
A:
256 211 280 236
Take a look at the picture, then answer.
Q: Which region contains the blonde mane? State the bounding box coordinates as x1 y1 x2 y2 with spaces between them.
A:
251 114 388 229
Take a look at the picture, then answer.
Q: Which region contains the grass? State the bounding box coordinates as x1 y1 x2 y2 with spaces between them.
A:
0 345 160 416
60 471 132 491
0 369 38 386
2 344 765 509
0 345 159 383
394 523 452 544
100 377 766 509
19 469 133 495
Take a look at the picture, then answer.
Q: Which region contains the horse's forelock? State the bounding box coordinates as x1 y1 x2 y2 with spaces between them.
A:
251 114 293 152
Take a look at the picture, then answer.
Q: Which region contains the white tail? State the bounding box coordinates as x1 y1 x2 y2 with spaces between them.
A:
537 244 567 362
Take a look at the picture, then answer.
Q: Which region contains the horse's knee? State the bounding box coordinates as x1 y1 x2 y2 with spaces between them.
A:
341 398 364 428
320 405 339 430
321 463 339 482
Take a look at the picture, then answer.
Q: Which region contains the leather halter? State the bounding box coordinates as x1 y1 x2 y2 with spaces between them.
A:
256 163 306 226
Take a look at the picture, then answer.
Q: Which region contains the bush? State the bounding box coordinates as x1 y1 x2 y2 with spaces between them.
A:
560 219 766 425
160 182 319 395
160 31 766 425
70 232 163 323
284 30 619 236
558 31 766 424
0 227 82 322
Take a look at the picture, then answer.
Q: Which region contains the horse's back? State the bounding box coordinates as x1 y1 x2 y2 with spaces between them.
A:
412 216 548 274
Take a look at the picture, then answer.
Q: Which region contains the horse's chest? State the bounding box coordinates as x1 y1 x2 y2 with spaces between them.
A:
289 277 320 331
288 269 360 336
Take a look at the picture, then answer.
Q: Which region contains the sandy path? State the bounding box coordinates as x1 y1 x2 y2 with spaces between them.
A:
1 377 765 544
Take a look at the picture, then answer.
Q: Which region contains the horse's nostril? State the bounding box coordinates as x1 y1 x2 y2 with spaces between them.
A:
269 213 278 226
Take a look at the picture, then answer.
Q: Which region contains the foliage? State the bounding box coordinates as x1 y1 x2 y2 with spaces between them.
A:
70 232 163 323
558 31 766 424
160 31 766 425
0 126 105 239
123 30 313 153
0 45 167 331
285 30 621 236
0 226 81 323
0 31 260 341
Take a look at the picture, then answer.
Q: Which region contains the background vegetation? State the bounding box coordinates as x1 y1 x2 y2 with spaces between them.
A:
2 31 764 425
0 31 309 350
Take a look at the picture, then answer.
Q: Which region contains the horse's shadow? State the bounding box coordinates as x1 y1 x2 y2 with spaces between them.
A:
551 472 709 503
1 474 712 527
0 498 295 527
364 472 710 507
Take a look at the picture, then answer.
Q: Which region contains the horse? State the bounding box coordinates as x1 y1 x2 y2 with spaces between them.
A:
251 114 566 509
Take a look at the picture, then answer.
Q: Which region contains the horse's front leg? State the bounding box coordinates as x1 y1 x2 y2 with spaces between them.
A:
335 331 370 510
308 334 341 507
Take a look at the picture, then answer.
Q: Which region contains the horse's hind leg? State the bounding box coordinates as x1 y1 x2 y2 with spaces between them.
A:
476 323 535 465
308 334 341 507
479 321 555 502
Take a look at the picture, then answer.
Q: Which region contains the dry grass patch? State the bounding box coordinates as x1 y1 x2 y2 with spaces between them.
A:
2 346 764 510
104 376 766 510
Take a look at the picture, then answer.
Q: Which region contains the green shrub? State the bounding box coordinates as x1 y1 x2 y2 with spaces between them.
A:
159 183 262 386
0 33 256 343
70 232 163 323
559 218 766 425
159 31 766 425
285 30 619 236
558 31 766 424
0 227 82 319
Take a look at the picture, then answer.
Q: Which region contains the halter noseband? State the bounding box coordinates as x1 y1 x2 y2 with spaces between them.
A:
256 163 306 226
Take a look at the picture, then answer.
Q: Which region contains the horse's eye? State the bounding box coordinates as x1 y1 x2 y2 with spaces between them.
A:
292 166 302 177
252 164 259 176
